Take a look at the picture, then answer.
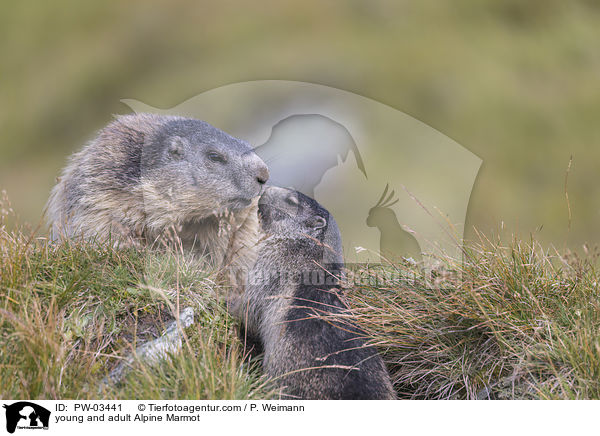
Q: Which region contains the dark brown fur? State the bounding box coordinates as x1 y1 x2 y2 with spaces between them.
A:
232 187 396 399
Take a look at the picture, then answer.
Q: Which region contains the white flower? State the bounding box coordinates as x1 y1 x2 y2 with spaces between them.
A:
404 257 417 266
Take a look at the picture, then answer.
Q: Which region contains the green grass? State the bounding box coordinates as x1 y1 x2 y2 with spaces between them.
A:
2 192 599 399
346 236 600 399
0 194 273 399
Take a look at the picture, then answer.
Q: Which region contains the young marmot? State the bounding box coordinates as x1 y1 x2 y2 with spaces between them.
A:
232 186 395 400
46 113 269 270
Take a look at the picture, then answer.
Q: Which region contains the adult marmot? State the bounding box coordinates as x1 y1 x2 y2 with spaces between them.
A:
232 186 395 399
46 113 268 270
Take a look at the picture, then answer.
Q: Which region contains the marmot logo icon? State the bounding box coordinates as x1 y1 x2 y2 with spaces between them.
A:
2 402 50 434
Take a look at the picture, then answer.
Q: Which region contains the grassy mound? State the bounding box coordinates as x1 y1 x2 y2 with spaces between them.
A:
347 237 600 399
0 201 272 399
2 194 598 399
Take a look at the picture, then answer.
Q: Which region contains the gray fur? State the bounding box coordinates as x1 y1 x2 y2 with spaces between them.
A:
46 113 268 270
233 186 395 400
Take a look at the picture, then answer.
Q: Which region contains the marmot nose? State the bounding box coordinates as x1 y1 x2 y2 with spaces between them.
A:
256 164 269 185
244 151 270 185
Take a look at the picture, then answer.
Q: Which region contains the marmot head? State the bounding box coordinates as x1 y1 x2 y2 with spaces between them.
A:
258 186 343 264
141 117 269 219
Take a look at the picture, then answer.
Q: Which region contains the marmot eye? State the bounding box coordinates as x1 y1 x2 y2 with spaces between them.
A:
286 195 299 206
207 151 227 163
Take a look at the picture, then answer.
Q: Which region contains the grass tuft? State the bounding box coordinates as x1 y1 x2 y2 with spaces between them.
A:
0 195 273 399
345 235 600 399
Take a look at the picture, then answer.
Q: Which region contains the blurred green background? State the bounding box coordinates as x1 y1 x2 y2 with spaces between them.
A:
1 0 599 250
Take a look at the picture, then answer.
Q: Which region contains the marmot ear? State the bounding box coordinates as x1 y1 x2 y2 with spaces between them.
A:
167 136 187 159
306 215 327 230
